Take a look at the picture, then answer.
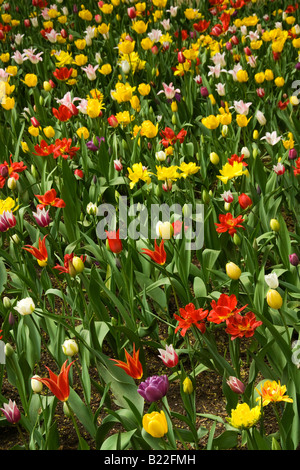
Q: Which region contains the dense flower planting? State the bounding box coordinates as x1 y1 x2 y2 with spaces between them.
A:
0 0 300 451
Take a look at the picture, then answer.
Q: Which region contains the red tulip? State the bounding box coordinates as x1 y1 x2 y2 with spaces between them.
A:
106 229 123 254
238 193 252 210
32 360 75 402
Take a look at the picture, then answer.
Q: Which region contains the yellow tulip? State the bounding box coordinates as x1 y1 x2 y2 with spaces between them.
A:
142 411 168 438
226 262 241 280
267 289 283 309
183 377 193 394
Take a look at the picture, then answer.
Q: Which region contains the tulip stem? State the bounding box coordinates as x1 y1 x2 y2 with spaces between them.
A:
16 423 28 450
65 401 85 450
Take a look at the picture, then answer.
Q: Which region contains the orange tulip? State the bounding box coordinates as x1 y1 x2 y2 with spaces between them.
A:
32 360 74 402
23 235 48 267
111 344 143 379
141 239 167 265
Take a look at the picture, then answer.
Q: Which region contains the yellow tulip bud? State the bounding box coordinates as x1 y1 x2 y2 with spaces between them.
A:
183 377 193 394
156 221 174 240
270 218 280 232
253 130 259 140
171 101 178 113
226 262 241 280
266 289 283 309
210 152 219 165
72 256 85 274
142 411 168 438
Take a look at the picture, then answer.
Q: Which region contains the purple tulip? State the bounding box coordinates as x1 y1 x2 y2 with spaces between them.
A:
86 136 105 152
289 148 297 160
295 62 300 70
200 86 209 97
137 375 169 402
0 399 21 424
289 253 299 266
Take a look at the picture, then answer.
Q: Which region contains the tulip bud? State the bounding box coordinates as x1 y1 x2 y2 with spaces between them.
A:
86 202 98 215
11 234 20 244
171 101 178 113
270 218 280 232
31 375 43 393
231 35 239 45
288 148 297 160
289 253 299 266
266 289 283 309
210 152 219 165
183 377 193 394
113 159 123 171
156 221 174 240
72 256 85 274
62 339 79 356
43 81 52 92
63 401 71 417
171 114 177 125
233 233 241 246
222 125 228 137
7 176 17 191
4 343 14 357
253 130 259 140
226 376 245 394
202 189 210 204
226 262 241 280
3 296 11 309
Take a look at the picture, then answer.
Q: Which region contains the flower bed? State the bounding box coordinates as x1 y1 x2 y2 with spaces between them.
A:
0 0 300 452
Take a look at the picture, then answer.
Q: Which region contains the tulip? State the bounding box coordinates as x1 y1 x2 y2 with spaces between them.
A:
210 152 219 165
31 375 43 393
156 221 174 240
72 256 85 274
106 229 123 254
7 177 16 190
267 289 283 309
62 339 79 356
289 253 299 266
142 410 168 438
270 218 280 232
14 297 35 316
0 399 21 424
157 345 178 368
183 377 193 394
289 148 297 160
32 207 51 227
238 193 252 210
226 376 246 394
113 159 123 172
32 360 74 402
265 273 279 289
138 375 169 402
226 262 241 280
86 202 98 215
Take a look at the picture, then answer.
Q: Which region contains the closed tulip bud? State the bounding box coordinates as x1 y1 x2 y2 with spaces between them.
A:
226 262 241 280
43 81 52 92
3 296 11 308
233 233 241 246
72 256 85 274
63 401 71 417
231 35 239 45
11 234 20 244
39 96 44 106
31 375 43 393
62 339 79 356
171 114 177 125
4 343 14 357
226 376 245 394
202 189 210 204
289 253 299 266
177 51 185 63
288 148 297 160
31 164 39 179
156 221 173 240
222 125 228 137
171 101 178 113
210 152 219 165
253 130 259 140
183 377 193 394
30 117 40 128
267 289 283 309
24 19 31 28
224 202 231 211
86 202 97 215
200 86 209 97
114 159 123 171
270 218 280 232
7 177 16 190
